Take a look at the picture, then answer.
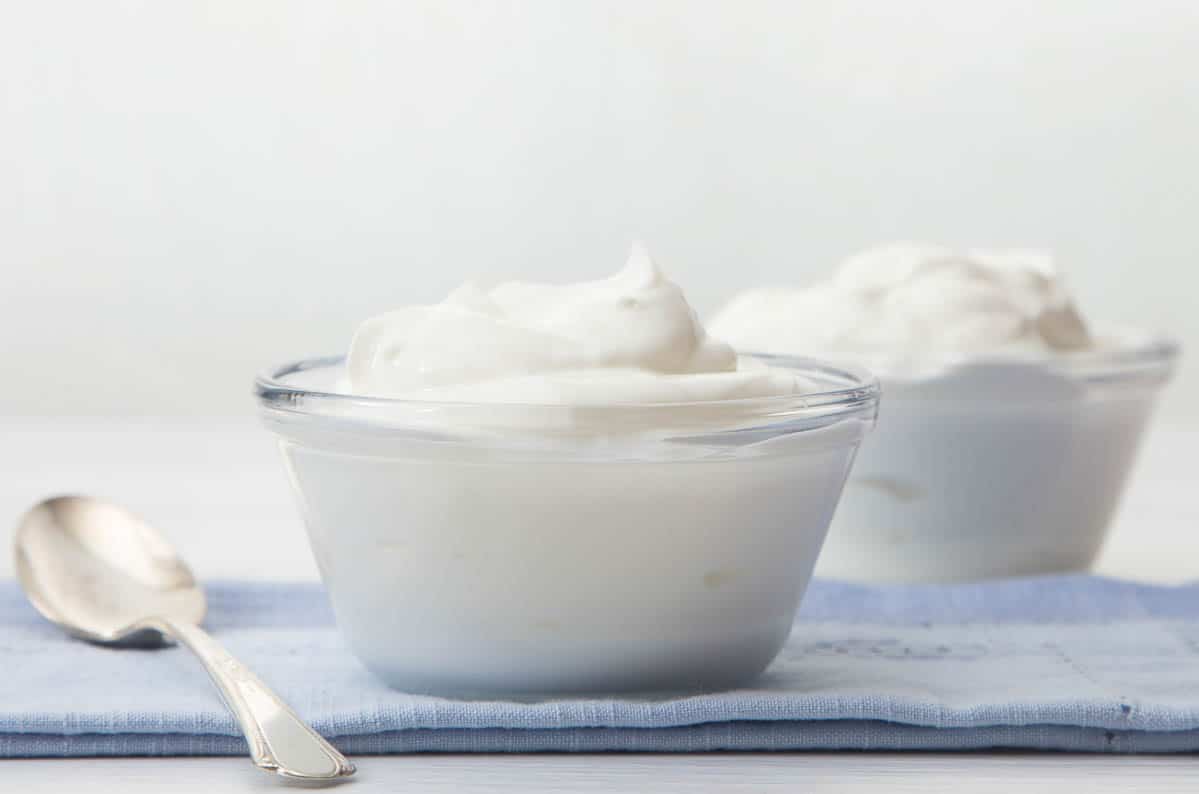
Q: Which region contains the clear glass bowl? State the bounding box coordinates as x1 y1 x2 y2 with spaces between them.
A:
812 334 1180 583
256 355 878 696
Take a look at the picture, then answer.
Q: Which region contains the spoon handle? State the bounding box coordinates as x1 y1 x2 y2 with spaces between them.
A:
152 618 355 781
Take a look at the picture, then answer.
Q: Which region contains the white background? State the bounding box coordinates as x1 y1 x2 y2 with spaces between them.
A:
2 0 1196 419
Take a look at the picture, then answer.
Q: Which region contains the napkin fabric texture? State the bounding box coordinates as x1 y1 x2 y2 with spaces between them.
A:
3 575 1199 757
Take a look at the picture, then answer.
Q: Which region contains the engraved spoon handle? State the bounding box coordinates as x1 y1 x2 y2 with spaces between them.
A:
149 617 355 781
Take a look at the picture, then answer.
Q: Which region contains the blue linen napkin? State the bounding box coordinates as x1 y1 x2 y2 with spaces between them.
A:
3 575 1199 757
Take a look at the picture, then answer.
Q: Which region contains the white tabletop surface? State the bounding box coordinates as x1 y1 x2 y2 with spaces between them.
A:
2 418 1197 791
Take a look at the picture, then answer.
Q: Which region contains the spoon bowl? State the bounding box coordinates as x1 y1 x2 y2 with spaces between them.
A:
15 496 204 644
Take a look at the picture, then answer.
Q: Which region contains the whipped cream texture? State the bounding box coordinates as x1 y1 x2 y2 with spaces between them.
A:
710 242 1094 372
347 245 806 403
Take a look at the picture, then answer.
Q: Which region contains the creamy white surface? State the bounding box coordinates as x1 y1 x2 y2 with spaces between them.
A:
347 245 806 403
710 242 1094 375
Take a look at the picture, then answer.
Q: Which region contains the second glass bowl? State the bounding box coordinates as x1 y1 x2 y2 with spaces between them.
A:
814 335 1179 582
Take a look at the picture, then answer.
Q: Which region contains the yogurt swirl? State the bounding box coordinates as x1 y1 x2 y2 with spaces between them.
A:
710 242 1094 375
347 245 807 403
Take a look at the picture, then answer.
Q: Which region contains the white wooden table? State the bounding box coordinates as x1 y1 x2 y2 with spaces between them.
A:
2 418 1197 791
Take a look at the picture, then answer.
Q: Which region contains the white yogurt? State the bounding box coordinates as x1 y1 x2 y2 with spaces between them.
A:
711 241 1094 375
275 412 864 694
347 243 807 406
712 243 1177 583
258 247 878 694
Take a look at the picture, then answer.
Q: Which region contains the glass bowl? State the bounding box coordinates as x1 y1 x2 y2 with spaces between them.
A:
256 354 878 696
812 333 1180 582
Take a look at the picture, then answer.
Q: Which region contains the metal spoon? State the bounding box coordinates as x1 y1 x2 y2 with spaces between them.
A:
13 495 356 782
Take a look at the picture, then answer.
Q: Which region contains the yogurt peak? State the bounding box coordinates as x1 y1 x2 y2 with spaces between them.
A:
710 242 1094 364
348 244 806 403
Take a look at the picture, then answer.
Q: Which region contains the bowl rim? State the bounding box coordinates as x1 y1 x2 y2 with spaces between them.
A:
764 330 1181 388
254 352 881 419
